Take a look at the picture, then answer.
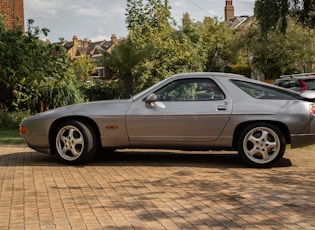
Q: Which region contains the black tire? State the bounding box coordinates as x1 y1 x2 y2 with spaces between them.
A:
237 123 286 168
52 120 98 165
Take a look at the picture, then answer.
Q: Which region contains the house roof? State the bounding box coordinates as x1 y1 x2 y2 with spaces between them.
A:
48 34 121 59
61 41 74 51
227 16 253 29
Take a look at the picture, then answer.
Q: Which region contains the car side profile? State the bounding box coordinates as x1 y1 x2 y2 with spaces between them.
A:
20 72 315 168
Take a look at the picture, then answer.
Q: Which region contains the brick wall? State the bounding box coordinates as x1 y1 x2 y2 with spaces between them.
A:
0 0 24 31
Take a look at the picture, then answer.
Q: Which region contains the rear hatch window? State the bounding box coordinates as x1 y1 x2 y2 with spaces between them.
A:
304 79 315 90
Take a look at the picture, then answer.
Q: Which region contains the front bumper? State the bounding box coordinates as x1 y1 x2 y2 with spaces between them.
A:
21 134 51 154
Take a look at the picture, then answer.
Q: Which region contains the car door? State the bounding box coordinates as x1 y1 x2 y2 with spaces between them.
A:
126 78 232 145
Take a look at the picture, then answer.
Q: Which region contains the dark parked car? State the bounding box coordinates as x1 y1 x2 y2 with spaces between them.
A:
273 73 315 92
20 72 315 168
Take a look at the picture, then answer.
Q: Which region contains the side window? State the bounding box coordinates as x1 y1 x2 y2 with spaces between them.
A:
282 80 289 88
287 80 298 88
232 80 299 100
278 80 297 88
276 79 298 88
155 78 225 101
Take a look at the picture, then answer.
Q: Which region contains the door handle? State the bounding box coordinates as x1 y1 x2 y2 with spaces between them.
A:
217 102 227 111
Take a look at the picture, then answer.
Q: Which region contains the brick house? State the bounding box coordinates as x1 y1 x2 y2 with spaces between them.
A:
47 34 121 79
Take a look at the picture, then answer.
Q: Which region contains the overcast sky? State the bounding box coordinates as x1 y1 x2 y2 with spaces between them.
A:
24 0 255 43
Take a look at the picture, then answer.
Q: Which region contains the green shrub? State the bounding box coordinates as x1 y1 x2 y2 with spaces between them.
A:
81 80 121 101
0 111 31 129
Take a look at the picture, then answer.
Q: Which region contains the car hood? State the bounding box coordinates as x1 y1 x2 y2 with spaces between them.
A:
57 99 133 116
24 99 133 123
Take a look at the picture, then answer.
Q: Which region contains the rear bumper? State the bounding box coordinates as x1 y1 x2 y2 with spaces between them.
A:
290 134 315 148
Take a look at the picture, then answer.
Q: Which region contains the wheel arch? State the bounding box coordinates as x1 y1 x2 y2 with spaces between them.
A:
232 120 291 149
49 116 101 155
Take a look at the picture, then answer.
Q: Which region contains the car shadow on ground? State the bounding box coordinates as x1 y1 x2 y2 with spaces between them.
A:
92 150 292 168
93 150 245 168
0 149 292 168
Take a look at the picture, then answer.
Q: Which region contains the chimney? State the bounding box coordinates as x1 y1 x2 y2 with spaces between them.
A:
225 0 234 22
83 38 89 47
73 35 79 45
111 34 117 44
0 0 25 31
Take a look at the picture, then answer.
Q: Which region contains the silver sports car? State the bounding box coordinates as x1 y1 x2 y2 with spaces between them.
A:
20 72 315 167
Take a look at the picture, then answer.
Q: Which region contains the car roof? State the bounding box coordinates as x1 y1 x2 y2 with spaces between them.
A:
279 72 315 80
171 72 246 79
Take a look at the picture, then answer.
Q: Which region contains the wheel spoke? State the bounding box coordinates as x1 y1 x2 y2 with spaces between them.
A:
247 146 268 160
73 136 84 146
247 147 257 157
260 130 269 142
62 144 71 153
266 141 277 152
68 128 75 140
260 150 269 160
60 135 68 144
247 134 259 145
71 148 82 157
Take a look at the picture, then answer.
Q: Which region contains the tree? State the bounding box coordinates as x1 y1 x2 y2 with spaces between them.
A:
126 0 207 93
0 17 84 112
198 17 236 72
72 54 97 81
255 0 315 34
126 0 170 32
243 18 315 79
102 41 151 98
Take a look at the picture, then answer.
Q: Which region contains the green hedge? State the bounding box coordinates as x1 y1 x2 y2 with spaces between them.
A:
0 111 31 129
81 80 121 101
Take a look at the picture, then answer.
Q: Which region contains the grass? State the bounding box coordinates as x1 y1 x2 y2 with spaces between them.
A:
0 110 31 145
300 144 315 150
0 128 26 145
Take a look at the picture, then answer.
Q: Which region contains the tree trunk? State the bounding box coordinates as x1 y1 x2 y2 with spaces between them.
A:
123 72 133 98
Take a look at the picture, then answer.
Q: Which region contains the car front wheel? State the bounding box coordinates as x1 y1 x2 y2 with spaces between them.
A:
237 123 286 168
53 120 97 165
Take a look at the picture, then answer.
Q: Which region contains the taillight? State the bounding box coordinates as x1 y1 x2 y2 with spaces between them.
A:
311 105 315 115
300 81 307 92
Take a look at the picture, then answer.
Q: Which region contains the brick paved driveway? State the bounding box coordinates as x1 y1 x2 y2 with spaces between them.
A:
0 145 314 230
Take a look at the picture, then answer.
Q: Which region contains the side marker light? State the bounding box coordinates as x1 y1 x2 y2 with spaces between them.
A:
20 126 27 134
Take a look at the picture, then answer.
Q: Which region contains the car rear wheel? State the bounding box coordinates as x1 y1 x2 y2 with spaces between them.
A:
53 120 97 165
237 123 286 168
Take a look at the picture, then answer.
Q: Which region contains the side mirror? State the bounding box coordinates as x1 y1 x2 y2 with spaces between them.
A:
145 93 157 108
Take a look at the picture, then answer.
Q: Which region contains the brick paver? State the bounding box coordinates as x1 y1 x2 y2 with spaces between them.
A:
0 145 314 229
